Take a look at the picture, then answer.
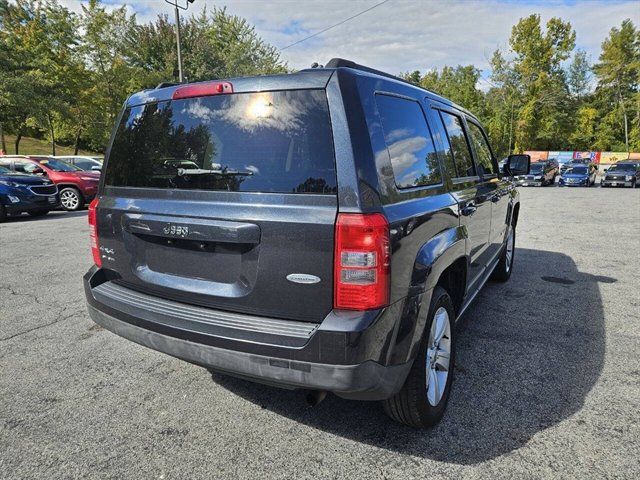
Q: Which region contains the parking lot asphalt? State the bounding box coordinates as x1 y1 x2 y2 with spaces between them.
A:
1 187 639 479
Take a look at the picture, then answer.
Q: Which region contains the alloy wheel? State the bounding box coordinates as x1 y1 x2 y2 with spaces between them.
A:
60 190 80 210
425 307 452 406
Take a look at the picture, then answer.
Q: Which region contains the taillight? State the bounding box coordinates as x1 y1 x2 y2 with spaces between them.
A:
172 81 233 100
334 213 390 310
88 198 101 267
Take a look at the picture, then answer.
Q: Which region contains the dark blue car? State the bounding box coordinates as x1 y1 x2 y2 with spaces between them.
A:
0 165 60 222
558 164 597 187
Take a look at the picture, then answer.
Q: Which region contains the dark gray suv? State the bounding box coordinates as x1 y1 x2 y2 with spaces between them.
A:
84 59 530 427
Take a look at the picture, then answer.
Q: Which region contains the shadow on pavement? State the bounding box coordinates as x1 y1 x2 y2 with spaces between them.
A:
210 248 610 464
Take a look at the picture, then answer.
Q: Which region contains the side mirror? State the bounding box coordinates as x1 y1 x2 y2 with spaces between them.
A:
32 167 45 175
504 154 531 176
91 165 102 171
603 168 608 172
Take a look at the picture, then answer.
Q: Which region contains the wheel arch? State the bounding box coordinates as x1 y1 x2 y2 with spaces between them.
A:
386 227 468 365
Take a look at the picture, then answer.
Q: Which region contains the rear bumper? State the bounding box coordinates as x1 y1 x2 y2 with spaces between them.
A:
517 179 543 186
84 267 411 400
601 180 634 187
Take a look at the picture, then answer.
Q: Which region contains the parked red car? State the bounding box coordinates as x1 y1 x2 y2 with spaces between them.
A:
0 156 100 210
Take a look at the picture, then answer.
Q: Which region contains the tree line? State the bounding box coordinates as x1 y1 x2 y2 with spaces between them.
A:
403 15 639 157
1 1 638 158
0 0 286 154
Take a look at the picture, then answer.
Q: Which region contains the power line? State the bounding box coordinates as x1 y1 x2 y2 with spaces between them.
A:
279 0 391 51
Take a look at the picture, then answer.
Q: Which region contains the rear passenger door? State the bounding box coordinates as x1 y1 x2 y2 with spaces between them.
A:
465 119 510 264
431 105 492 292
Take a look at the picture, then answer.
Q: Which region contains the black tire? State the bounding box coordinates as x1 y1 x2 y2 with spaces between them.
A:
0 204 6 223
491 223 515 282
28 210 49 217
59 187 83 211
383 286 456 428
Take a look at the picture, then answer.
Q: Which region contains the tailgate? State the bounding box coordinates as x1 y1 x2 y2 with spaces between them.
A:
98 87 338 322
97 191 336 322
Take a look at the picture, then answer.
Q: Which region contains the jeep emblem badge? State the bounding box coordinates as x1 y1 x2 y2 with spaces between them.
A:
286 273 321 284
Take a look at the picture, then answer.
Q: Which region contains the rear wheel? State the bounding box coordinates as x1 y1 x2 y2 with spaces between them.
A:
28 210 49 218
491 223 515 282
59 187 83 211
383 286 455 428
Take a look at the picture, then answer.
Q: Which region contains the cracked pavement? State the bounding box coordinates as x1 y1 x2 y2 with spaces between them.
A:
1 188 639 479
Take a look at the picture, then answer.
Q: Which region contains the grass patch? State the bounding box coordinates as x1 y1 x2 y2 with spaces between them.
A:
2 135 100 156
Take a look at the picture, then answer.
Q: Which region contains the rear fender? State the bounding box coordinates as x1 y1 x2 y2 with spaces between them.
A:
387 226 467 365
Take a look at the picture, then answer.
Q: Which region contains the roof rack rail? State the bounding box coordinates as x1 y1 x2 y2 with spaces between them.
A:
325 58 413 86
156 82 179 89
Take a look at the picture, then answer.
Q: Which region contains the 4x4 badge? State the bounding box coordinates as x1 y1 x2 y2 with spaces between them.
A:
286 273 321 284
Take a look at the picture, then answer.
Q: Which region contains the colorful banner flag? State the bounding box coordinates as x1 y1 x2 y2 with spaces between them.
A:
524 151 548 162
599 152 629 165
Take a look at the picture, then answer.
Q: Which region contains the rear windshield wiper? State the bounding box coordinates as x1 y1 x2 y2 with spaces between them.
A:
177 168 254 177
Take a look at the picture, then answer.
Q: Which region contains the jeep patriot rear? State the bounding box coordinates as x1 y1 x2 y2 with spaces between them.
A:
84 58 530 427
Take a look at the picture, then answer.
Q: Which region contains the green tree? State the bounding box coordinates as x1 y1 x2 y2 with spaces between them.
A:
77 0 141 150
508 15 576 151
128 7 287 86
568 49 592 98
569 106 598 149
0 0 83 154
593 19 640 152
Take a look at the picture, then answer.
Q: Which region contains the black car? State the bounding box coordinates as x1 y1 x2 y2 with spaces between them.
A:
559 163 597 187
601 162 640 187
0 165 60 222
83 58 530 428
517 159 558 186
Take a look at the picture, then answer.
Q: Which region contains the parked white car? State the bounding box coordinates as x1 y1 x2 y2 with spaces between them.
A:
54 156 102 172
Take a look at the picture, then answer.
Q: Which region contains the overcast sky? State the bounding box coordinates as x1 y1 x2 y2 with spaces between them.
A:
60 0 639 78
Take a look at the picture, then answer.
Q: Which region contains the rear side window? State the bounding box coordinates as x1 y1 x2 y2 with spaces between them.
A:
438 111 476 178
467 122 497 176
105 89 337 194
376 94 441 188
75 160 95 170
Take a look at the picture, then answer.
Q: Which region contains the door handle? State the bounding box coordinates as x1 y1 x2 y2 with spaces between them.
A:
461 204 477 216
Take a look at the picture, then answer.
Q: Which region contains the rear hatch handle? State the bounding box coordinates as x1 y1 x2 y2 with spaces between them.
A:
123 213 261 244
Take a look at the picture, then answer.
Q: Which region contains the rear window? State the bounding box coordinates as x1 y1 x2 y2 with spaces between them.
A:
105 89 337 194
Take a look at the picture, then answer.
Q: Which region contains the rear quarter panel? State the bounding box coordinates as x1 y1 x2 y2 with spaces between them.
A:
342 71 464 365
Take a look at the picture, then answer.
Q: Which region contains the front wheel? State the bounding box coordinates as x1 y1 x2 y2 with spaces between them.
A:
383 286 456 428
491 224 515 282
59 187 83 211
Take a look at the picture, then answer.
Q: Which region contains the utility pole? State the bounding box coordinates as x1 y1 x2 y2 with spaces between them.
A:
164 0 195 83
